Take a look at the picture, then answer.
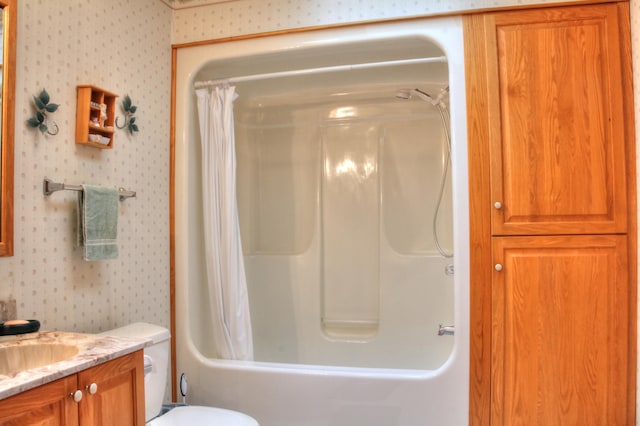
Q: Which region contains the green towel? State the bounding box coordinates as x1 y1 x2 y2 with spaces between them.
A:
77 185 119 261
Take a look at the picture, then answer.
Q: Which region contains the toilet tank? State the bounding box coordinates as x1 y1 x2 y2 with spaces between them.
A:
102 322 171 422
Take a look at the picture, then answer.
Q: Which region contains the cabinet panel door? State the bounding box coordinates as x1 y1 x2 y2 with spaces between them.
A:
0 376 79 426
491 235 630 425
78 351 145 426
486 4 628 235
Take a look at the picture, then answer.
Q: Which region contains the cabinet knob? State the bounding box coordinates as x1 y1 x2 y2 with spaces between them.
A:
70 390 83 403
86 382 98 395
495 264 503 272
494 201 503 209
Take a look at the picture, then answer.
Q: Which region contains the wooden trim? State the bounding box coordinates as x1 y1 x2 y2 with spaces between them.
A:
170 46 178 402
617 2 637 422
464 13 493 426
0 0 16 257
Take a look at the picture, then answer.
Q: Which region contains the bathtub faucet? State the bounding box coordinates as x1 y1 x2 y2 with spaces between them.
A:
438 324 455 336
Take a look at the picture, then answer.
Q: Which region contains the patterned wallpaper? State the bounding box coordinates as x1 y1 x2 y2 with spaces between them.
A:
0 0 172 333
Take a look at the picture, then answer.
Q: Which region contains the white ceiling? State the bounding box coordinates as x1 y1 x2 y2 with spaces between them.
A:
159 0 241 9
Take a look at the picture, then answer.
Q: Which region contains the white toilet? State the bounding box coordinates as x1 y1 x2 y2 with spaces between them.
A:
103 322 259 425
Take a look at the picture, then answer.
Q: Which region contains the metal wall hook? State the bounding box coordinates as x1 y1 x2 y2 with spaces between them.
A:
27 88 60 136
115 115 127 129
116 95 139 133
45 121 59 135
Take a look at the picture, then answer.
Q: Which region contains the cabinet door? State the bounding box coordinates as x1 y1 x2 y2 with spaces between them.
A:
485 4 628 235
78 350 145 426
0 376 79 426
491 235 630 425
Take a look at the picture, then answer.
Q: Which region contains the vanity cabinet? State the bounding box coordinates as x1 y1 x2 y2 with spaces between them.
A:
465 2 636 425
75 85 118 149
0 375 79 425
77 350 145 425
0 351 145 425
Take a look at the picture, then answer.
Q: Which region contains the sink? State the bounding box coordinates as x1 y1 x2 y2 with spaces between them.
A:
0 343 79 375
0 331 148 401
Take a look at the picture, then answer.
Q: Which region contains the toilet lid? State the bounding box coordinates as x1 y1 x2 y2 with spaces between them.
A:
147 406 259 426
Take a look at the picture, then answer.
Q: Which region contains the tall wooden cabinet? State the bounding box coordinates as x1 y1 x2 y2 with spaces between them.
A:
465 2 636 425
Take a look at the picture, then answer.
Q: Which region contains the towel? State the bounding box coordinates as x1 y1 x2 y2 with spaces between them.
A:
77 185 119 261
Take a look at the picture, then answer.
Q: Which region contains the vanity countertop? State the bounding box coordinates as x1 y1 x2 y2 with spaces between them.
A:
0 331 150 400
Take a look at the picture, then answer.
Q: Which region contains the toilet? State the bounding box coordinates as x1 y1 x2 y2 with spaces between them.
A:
103 322 259 425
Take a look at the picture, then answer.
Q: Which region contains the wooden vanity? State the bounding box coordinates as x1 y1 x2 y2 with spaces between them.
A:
0 332 148 425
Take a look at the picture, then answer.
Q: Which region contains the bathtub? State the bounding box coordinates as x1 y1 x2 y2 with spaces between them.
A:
173 16 469 426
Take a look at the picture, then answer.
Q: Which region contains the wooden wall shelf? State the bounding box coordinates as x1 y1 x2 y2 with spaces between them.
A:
75 85 118 149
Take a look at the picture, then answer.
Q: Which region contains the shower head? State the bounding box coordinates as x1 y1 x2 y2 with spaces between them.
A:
395 89 411 100
396 88 434 103
396 87 449 107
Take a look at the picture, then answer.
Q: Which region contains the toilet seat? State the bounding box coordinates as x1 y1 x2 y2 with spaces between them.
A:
147 406 259 426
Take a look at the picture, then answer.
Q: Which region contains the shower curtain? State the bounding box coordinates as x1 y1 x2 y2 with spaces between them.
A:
195 84 253 360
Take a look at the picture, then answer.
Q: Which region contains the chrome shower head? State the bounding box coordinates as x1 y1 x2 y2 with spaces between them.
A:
396 88 434 103
396 87 449 108
395 89 412 100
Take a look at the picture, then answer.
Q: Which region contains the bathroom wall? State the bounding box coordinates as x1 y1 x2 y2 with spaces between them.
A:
0 0 172 333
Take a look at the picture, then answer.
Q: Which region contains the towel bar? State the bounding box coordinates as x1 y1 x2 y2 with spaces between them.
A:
43 177 136 201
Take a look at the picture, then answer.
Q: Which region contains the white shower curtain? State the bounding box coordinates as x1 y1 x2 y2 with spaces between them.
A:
195 84 253 360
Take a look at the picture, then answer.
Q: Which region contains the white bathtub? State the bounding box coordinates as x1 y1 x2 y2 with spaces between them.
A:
173 16 469 426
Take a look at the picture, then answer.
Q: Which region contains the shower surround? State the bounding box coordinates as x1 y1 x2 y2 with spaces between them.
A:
173 16 469 426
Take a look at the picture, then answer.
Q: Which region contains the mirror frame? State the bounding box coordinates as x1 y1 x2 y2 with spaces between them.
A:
0 0 16 257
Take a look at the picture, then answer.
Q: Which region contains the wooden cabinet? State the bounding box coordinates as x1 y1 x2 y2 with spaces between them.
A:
484 4 628 236
492 235 629 425
465 2 636 425
0 351 145 426
75 85 118 149
0 376 79 425
78 351 145 426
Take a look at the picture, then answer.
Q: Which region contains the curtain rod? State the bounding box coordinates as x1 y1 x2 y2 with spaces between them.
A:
194 56 447 88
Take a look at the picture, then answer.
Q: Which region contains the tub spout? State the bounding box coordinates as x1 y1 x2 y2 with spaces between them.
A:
438 324 455 336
